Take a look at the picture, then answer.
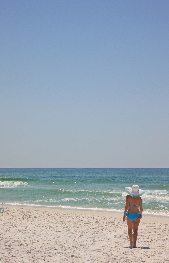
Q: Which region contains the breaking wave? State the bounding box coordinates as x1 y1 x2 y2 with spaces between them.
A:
0 180 28 188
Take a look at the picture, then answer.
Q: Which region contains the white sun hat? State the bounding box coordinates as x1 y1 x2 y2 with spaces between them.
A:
125 185 144 197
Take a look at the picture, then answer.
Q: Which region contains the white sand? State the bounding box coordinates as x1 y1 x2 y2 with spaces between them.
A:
1 205 169 263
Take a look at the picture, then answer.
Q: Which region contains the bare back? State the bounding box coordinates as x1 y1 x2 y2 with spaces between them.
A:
125 195 143 214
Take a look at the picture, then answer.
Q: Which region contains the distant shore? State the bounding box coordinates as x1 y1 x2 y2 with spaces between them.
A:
1 205 169 262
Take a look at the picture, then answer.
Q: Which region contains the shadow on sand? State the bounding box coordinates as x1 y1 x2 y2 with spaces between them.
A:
124 246 150 249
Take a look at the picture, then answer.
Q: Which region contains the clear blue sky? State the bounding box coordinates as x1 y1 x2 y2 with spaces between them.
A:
0 0 169 168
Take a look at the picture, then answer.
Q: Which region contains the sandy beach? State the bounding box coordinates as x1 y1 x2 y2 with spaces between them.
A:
1 205 169 263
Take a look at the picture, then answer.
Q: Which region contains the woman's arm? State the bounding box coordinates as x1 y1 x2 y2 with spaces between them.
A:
123 195 130 221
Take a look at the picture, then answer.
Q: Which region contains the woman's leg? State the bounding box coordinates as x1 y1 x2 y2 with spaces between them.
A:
133 221 140 248
128 227 133 247
127 220 133 248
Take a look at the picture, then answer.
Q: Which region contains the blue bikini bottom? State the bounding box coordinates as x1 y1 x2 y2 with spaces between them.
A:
127 213 142 222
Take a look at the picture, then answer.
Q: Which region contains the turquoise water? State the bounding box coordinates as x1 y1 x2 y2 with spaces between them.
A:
0 168 169 216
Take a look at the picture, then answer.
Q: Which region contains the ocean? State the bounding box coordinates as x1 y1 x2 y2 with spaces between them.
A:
0 168 169 216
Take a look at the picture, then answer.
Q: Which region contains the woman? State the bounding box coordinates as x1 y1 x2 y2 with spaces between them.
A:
123 185 143 248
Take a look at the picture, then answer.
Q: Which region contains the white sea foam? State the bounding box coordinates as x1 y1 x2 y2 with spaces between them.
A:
0 181 28 188
61 198 79 202
58 188 121 195
122 190 169 202
142 190 169 202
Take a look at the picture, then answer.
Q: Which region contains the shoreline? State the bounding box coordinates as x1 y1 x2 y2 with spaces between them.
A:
2 202 169 219
1 204 169 262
